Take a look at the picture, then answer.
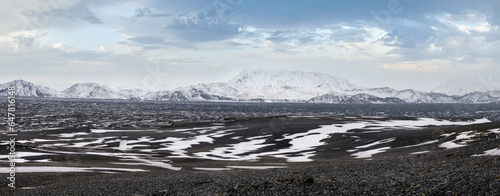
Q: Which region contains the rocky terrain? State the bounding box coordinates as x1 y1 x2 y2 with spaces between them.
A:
0 98 499 195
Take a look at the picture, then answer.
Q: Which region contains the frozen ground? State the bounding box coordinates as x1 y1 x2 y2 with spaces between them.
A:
1 116 499 173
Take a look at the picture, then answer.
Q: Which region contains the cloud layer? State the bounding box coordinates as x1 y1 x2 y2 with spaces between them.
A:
1 0 499 91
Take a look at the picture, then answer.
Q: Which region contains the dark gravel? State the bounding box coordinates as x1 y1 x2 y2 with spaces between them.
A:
2 139 499 196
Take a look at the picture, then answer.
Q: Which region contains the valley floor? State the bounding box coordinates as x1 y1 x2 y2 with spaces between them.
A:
1 138 499 195
0 116 499 195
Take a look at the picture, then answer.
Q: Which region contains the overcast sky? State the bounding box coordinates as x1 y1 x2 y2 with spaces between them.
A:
1 0 499 91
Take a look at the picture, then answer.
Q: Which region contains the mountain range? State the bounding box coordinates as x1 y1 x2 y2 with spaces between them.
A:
1 69 499 104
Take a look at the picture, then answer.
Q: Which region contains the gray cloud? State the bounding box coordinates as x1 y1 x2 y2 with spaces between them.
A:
22 0 102 28
134 7 171 18
128 36 166 45
166 8 242 42
3 0 500 92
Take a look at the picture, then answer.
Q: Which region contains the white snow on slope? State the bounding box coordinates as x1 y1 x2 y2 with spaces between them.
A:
433 79 500 96
226 69 359 100
62 83 127 99
472 148 500 156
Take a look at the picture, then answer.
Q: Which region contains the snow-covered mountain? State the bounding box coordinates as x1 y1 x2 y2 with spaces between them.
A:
118 88 151 100
145 70 360 102
3 69 500 103
144 88 233 102
62 83 126 99
0 80 60 97
226 69 359 100
432 79 500 96
345 87 457 103
457 91 500 103
308 93 406 104
144 82 237 101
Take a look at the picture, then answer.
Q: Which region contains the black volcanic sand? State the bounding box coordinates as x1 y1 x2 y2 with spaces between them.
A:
1 140 499 195
1 116 500 195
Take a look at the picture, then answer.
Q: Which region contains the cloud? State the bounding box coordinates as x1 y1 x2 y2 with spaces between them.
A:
379 18 437 48
95 45 109 53
13 34 38 48
120 35 197 50
383 60 447 71
166 7 242 42
374 9 500 68
128 35 165 45
19 0 102 30
134 7 171 18
0 31 154 88
3 0 500 91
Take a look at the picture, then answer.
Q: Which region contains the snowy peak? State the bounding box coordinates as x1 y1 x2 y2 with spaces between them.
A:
432 79 500 96
228 69 358 91
63 83 125 99
0 79 60 97
224 69 360 100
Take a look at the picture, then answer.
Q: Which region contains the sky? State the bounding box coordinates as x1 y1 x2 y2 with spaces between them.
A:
1 0 500 91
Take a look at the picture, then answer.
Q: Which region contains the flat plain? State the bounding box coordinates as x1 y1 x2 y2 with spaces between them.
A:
1 99 500 195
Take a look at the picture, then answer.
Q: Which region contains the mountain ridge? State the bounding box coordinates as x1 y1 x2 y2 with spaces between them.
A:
432 79 500 96
2 70 500 104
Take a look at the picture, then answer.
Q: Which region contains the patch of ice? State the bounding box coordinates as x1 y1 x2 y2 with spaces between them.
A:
396 140 439 149
351 147 390 159
33 159 52 162
441 133 454 137
251 122 368 162
410 151 429 155
0 152 54 160
0 158 29 163
193 167 231 171
116 139 149 151
66 138 104 148
439 130 481 149
363 118 490 130
90 129 156 133
247 134 272 140
455 131 474 143
159 135 214 157
471 148 500 156
226 166 288 170
171 126 224 133
0 166 147 173
47 143 67 147
26 139 60 143
55 132 90 138
488 128 500 134
439 141 465 149
89 167 148 172
194 139 272 161
109 158 181 171
355 137 395 149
